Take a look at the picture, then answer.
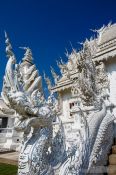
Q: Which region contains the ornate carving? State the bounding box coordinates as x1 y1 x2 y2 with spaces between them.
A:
1 30 115 175
1 33 64 175
44 72 52 93
56 59 69 76
50 66 59 84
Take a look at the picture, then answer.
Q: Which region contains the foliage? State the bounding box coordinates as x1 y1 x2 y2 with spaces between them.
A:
0 163 17 175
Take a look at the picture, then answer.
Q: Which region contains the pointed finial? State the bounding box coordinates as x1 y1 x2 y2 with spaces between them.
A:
77 41 84 49
60 58 65 65
90 24 106 37
56 59 65 75
50 66 59 84
72 48 77 55
43 71 52 91
5 31 15 59
4 31 7 38
43 71 46 80
108 21 112 27
56 60 59 66
56 59 61 67
65 48 69 58
19 47 33 62
69 41 73 50
83 38 90 49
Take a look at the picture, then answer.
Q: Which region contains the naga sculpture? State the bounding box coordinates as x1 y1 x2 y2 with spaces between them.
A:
1 32 115 175
1 33 61 175
59 39 115 175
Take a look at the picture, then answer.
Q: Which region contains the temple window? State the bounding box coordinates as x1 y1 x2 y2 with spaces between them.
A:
2 118 8 128
69 102 75 109
69 101 80 109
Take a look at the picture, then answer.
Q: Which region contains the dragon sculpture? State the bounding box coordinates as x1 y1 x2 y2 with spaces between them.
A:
1 32 115 175
1 33 64 175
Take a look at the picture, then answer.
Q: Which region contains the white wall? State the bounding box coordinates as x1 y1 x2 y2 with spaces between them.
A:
106 60 116 117
61 90 71 121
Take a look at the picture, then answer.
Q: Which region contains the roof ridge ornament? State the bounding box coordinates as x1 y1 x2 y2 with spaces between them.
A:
50 66 59 84
43 71 52 93
90 22 116 44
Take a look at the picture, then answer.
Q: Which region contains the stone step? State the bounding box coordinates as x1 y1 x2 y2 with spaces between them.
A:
108 165 116 175
109 154 116 165
112 145 116 154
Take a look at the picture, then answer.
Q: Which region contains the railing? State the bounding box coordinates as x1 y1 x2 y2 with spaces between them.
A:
0 128 14 143
0 128 13 133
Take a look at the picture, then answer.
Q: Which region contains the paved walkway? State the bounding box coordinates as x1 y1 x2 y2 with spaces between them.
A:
0 152 19 165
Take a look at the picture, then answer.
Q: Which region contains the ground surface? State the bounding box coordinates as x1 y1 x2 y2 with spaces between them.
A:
0 152 18 165
0 163 17 175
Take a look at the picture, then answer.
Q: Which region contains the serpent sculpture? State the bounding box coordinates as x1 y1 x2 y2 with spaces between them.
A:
1 33 115 175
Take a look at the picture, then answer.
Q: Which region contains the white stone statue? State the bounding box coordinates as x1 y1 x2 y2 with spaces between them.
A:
1 33 65 175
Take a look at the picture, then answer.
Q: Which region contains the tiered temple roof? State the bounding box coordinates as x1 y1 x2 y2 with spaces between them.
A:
50 23 116 93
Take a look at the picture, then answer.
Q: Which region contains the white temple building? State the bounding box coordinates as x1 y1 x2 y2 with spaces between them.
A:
0 22 116 154
51 23 116 143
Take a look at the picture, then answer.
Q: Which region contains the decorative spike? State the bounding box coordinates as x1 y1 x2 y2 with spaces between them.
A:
69 41 74 50
56 59 67 75
56 60 59 67
5 31 15 59
108 21 112 27
50 66 59 84
60 58 65 65
83 39 92 57
90 24 105 33
65 48 69 58
56 60 61 69
43 72 52 91
50 66 57 78
72 48 77 56
77 41 84 45
83 38 89 47
19 47 33 62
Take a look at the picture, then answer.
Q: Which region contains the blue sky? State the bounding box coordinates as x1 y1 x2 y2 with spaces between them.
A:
0 0 116 92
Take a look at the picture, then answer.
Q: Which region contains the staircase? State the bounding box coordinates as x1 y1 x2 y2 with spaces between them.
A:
108 144 116 175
